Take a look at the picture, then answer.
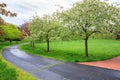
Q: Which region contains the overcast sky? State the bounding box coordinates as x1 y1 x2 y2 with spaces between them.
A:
0 0 120 26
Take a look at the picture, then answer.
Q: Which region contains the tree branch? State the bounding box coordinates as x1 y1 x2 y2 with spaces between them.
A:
87 30 101 38
82 26 87 32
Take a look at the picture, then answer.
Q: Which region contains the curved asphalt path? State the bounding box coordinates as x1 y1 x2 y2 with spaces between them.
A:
2 45 120 80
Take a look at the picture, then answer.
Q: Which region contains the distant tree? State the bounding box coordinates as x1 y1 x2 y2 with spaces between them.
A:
0 2 17 42
19 22 30 39
0 17 5 40
60 0 120 57
29 15 61 51
0 27 5 40
0 24 21 44
29 16 43 49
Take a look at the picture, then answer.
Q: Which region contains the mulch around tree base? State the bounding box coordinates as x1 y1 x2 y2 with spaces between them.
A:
78 56 120 71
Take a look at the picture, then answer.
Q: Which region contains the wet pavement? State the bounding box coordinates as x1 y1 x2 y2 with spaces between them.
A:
2 45 120 80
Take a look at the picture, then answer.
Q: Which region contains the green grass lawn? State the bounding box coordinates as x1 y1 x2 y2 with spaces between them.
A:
20 40 120 62
0 41 37 80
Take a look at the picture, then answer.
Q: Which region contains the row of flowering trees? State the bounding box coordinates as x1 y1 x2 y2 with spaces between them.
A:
28 0 120 57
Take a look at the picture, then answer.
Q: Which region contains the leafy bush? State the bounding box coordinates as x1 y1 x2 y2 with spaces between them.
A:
0 24 21 41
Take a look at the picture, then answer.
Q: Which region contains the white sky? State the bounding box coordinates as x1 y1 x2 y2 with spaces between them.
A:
0 0 120 26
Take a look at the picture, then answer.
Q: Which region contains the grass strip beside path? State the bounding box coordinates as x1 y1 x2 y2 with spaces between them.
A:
20 40 120 62
0 42 37 80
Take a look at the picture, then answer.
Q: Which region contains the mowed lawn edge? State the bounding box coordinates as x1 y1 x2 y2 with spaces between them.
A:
0 45 37 80
20 40 120 62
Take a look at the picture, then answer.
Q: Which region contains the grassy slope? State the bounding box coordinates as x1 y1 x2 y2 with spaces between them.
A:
0 42 37 80
20 40 120 62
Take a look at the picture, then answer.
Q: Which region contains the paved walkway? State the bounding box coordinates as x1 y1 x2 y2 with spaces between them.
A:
78 56 120 71
2 45 120 80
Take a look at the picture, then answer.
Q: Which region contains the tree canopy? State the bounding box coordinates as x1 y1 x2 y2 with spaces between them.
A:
0 24 21 43
24 0 120 57
60 0 120 57
0 3 17 17
0 2 18 44
0 3 17 25
29 15 62 51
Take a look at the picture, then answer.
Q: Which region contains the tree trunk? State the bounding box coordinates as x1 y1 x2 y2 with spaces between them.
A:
85 38 88 57
46 34 50 52
10 40 12 45
47 39 50 52
30 41 35 49
116 34 120 40
30 41 32 47
32 41 35 49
